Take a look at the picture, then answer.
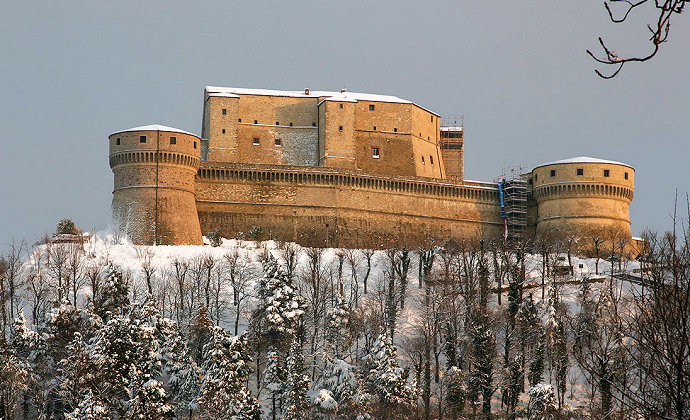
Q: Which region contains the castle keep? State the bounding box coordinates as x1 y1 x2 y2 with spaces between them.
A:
109 86 635 249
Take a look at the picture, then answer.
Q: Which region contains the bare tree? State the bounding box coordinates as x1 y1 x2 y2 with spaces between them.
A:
66 244 85 306
135 246 156 296
589 0 686 78
225 251 254 334
45 242 69 301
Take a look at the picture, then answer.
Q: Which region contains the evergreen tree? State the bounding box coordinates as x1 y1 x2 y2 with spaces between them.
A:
262 348 285 420
0 337 29 420
93 265 130 322
283 336 310 420
65 390 110 420
466 307 495 416
366 332 415 417
315 351 368 419
527 383 557 420
198 327 261 420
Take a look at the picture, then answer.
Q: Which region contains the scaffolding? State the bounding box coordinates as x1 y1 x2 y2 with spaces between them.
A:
498 177 528 246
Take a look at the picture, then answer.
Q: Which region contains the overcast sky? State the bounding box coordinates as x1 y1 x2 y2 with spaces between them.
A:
1 1 688 251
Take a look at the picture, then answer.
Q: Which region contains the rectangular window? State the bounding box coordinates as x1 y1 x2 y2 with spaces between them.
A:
238 118 241 122
577 168 583 176
528 178 533 185
430 156 434 166
339 126 343 132
276 121 279 125
604 169 610 177
394 128 398 132
193 141 197 149
535 174 538 181
550 170 556 177
624 172 629 180
274 138 281 146
369 104 375 111
253 137 260 145
254 120 258 124
373 126 377 131
421 156 425 165
339 103 343 109
372 147 379 158
222 108 227 115
222 129 226 134
140 136 146 143
170 136 177 145
431 115 434 122
116 138 120 145
289 122 293 126
312 122 316 127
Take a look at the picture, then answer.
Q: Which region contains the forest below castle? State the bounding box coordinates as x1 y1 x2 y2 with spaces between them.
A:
0 217 688 420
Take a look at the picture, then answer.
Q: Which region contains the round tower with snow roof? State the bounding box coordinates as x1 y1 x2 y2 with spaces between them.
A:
530 156 634 246
108 125 203 245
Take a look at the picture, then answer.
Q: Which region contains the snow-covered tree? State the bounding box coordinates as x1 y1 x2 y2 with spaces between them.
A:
198 327 261 420
66 390 111 420
527 383 557 420
314 352 368 419
283 336 310 420
263 348 285 420
93 265 130 322
0 337 29 420
366 332 415 416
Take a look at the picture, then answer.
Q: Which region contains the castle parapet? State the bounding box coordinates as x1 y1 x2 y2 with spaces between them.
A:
109 125 203 245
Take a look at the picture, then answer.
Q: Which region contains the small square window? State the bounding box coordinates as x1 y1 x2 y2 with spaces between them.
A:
116 138 120 145
369 104 375 111
274 138 281 146
312 122 316 127
276 121 279 126
604 169 610 177
339 103 343 109
577 168 583 176
222 109 227 115
372 147 379 158
339 126 343 132
394 128 397 132
421 156 425 165
238 118 242 122
222 129 226 134
625 172 629 180
430 156 434 166
254 120 258 124
373 126 377 131
170 136 177 145
289 122 293 126
550 170 556 177
140 136 146 143
193 141 197 149
253 137 260 145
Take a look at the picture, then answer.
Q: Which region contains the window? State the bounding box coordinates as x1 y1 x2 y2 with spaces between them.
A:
116 138 120 145
421 156 425 165
430 156 434 166
238 118 241 122
222 108 227 115
373 126 377 131
140 136 146 143
394 128 397 132
528 178 533 185
193 141 197 149
254 120 258 124
604 169 610 177
577 168 583 176
535 174 538 181
550 170 556 177
312 122 316 127
431 115 434 122
222 129 226 134
339 103 343 109
170 136 177 145
289 122 293 126
369 104 375 111
339 126 343 132
372 147 380 158
625 172 629 180
274 138 281 146
253 137 260 145
276 121 279 125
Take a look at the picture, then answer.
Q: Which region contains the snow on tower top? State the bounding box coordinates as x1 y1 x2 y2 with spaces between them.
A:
110 124 199 137
534 156 634 170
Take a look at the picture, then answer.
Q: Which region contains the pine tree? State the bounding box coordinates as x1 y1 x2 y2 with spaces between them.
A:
467 307 495 416
366 332 415 417
93 265 130 322
198 327 261 420
262 348 285 420
66 390 110 420
315 351 368 419
0 337 29 420
283 336 310 420
325 292 349 355
58 332 95 415
527 383 557 420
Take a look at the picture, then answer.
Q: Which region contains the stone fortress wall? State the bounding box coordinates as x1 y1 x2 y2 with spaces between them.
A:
108 86 636 250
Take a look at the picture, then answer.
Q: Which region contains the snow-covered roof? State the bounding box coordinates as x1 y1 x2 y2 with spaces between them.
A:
534 156 633 170
110 124 199 137
205 86 439 115
440 126 463 131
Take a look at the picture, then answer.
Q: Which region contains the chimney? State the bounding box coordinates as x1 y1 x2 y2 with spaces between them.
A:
304 88 310 95
341 88 347 93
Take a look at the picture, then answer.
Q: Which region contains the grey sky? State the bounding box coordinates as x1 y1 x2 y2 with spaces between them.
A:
1 1 688 250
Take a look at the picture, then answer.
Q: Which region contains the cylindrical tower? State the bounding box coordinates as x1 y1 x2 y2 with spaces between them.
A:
109 125 203 245
531 157 634 243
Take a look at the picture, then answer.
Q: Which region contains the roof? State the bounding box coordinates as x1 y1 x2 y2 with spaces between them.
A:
110 124 199 137
534 156 634 170
440 126 463 131
205 86 439 115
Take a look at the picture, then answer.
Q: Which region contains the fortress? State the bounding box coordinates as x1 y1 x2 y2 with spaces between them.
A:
108 86 635 250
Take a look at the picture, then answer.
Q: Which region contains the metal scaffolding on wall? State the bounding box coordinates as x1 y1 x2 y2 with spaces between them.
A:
502 177 528 245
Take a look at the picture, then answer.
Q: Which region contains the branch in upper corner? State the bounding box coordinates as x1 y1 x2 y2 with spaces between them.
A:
589 0 685 78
